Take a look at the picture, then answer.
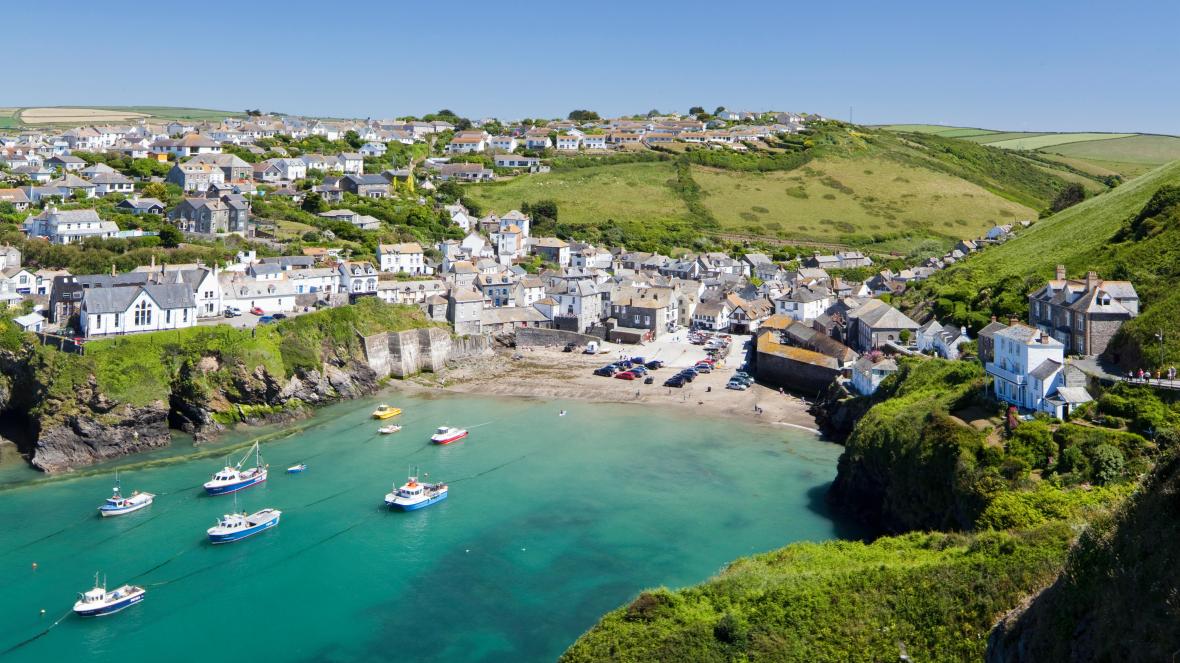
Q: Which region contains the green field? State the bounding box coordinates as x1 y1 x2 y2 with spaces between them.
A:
0 108 19 128
90 106 244 121
983 132 1134 150
691 156 1035 242
1043 134 1180 165
467 161 690 227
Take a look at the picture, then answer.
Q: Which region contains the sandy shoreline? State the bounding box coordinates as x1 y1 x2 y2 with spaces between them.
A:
387 346 823 435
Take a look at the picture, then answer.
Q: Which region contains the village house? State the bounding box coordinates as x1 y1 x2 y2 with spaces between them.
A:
532 237 570 267
916 318 970 358
986 323 1092 419
89 172 134 197
580 134 608 150
1027 265 1139 357
153 133 222 158
0 189 31 211
377 242 433 275
358 142 387 157
850 355 899 396
25 207 118 244
446 134 487 154
437 163 494 182
46 155 86 172
846 298 919 352
692 300 732 331
338 261 379 297
448 287 484 336
188 153 253 181
493 155 546 171
80 283 197 337
488 136 518 152
168 162 225 192
375 279 446 306
774 283 831 322
804 251 873 270
340 174 390 198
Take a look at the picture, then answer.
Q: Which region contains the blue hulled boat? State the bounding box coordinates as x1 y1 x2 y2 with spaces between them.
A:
97 471 155 517
73 573 146 617
207 507 281 544
204 441 268 495
384 468 448 511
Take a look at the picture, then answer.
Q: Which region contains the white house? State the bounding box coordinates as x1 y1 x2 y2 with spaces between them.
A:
554 135 581 151
488 136 518 152
338 261 379 295
80 284 197 337
986 323 1091 418
358 142 387 157
774 284 831 322
377 242 433 275
850 356 898 396
692 301 732 331
581 134 608 150
24 207 119 245
446 135 487 154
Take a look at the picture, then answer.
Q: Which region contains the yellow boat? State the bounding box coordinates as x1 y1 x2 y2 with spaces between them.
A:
372 404 402 419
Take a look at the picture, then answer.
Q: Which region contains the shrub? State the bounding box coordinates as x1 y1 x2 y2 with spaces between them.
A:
1090 444 1126 484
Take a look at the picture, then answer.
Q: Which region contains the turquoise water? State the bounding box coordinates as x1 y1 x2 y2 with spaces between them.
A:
0 393 852 662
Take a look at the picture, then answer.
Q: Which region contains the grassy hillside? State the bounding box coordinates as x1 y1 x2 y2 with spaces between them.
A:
983 133 1134 150
692 156 1034 243
561 525 1073 663
8 105 243 127
902 159 1180 368
467 123 1073 254
988 449 1180 661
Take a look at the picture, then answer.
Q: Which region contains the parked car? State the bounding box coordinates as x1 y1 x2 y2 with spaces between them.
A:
643 376 654 385
583 341 600 354
629 365 648 376
677 372 695 383
223 306 242 318
693 364 713 373
630 357 646 365
258 315 275 325
272 313 288 321
250 306 264 316
645 360 664 370
563 342 576 353
664 377 685 388
726 380 749 391
614 371 637 381
594 366 617 377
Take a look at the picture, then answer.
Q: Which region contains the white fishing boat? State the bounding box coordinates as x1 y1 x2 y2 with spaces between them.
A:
207 496 281 544
384 467 448 511
73 573 145 617
430 426 468 445
378 424 402 435
97 471 155 517
203 442 268 496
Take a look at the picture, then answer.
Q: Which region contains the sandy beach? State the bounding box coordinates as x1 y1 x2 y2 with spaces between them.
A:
390 339 822 434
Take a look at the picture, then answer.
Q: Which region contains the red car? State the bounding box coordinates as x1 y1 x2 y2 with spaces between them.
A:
250 306 264 315
614 371 637 380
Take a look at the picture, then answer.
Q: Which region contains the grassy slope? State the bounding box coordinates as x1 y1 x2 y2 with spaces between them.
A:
467 161 690 228
907 159 1180 366
692 156 1034 242
988 450 1180 661
561 525 1073 663
1044 133 1180 165
982 133 1134 150
469 126 1069 253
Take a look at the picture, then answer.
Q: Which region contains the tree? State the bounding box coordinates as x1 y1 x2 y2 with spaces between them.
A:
158 224 182 248
140 182 169 200
568 110 601 122
1090 444 1125 484
344 130 363 149
1049 182 1086 213
301 191 328 213
688 106 705 115
645 109 661 118
713 106 726 115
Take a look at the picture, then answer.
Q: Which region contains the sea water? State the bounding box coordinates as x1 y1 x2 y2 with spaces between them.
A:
0 392 854 662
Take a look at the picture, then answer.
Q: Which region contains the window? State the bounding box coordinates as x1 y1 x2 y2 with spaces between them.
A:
133 300 152 326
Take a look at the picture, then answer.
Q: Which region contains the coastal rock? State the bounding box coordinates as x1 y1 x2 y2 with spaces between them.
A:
32 402 171 473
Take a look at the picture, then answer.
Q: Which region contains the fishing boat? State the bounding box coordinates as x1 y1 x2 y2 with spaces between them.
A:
286 464 307 474
203 441 268 496
207 505 281 544
378 424 402 435
430 426 468 445
97 471 155 517
73 573 146 617
384 469 447 511
372 404 402 419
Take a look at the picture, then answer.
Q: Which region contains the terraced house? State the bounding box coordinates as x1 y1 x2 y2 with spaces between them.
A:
1027 265 1139 357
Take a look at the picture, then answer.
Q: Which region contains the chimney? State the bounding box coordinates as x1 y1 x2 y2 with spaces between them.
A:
1055 264 1066 281
1086 271 1098 291
1009 316 1018 326
110 263 116 277
990 315 997 322
1039 333 1050 345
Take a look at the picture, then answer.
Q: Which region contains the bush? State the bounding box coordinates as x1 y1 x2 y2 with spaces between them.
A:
1090 444 1126 484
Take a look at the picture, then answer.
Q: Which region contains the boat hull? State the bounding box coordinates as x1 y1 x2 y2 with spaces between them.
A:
204 472 267 496
207 515 280 544
98 499 152 517
74 592 145 617
431 432 467 445
387 491 448 511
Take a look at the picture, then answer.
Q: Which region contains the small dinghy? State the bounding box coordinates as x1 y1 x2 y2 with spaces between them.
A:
378 425 402 435
286 464 307 474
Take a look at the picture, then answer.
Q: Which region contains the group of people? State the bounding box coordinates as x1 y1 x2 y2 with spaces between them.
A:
1129 366 1177 383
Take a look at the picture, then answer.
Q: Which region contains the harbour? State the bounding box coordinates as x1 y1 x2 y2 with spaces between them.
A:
0 391 851 662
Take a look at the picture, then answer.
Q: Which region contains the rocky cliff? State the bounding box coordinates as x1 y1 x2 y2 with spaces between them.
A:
0 300 466 473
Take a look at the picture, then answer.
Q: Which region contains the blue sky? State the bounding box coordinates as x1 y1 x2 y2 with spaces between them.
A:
11 0 1180 133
